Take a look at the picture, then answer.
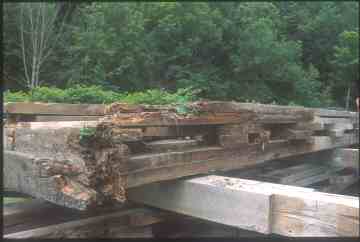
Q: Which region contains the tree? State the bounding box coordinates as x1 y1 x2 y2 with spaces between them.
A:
333 30 359 109
17 3 68 89
3 2 359 108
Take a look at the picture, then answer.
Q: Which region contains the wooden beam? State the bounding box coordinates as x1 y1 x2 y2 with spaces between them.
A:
4 133 358 209
4 102 106 116
4 207 160 238
4 151 97 210
102 112 254 127
128 175 359 237
4 199 165 238
332 148 359 171
3 101 358 210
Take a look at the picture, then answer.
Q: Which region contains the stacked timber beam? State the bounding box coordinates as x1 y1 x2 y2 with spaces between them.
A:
3 199 165 238
221 148 359 193
4 102 105 122
128 175 359 237
3 101 358 210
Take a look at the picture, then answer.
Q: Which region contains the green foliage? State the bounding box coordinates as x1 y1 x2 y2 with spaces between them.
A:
120 88 198 105
3 2 359 109
3 90 30 102
79 127 97 143
4 86 199 105
333 30 359 82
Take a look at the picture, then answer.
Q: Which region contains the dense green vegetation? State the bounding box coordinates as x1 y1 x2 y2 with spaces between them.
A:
3 2 359 109
4 86 198 105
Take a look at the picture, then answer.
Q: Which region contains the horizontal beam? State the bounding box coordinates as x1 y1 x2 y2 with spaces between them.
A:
4 199 164 238
4 207 160 238
128 175 359 237
4 132 358 209
4 102 106 116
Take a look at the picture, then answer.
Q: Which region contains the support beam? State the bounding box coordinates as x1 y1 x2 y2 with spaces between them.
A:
128 175 359 237
4 208 160 239
4 199 165 238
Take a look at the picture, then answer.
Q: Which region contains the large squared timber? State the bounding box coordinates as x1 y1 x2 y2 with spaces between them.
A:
4 102 106 123
128 175 359 237
3 101 359 210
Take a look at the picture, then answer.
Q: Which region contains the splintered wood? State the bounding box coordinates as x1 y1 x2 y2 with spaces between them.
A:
4 101 359 210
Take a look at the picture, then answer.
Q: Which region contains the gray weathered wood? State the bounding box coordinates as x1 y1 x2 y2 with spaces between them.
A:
4 207 160 238
4 150 96 210
332 148 359 172
5 102 106 116
4 133 357 209
3 101 358 210
128 175 359 237
129 176 274 234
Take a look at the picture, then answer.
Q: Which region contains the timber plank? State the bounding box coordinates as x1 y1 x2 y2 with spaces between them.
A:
102 111 254 127
128 175 359 237
4 207 160 238
4 102 106 116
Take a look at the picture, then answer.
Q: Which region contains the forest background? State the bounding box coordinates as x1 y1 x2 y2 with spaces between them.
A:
3 2 359 109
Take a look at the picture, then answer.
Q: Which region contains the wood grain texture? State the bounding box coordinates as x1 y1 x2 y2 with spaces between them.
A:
5 102 106 116
4 207 160 238
129 175 359 237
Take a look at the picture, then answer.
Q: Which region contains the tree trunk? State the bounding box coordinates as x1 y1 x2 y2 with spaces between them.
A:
345 85 351 110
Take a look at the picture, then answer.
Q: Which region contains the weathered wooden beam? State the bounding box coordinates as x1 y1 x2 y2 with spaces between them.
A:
33 115 102 122
222 149 358 193
3 102 358 210
312 108 357 118
3 198 166 238
4 206 162 238
4 150 97 210
102 112 254 127
332 148 359 171
4 132 358 209
128 175 359 237
4 102 106 116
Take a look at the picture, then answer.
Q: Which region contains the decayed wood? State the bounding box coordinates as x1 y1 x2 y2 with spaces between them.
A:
4 130 357 209
4 150 97 210
128 175 359 237
3 101 358 210
102 112 254 127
